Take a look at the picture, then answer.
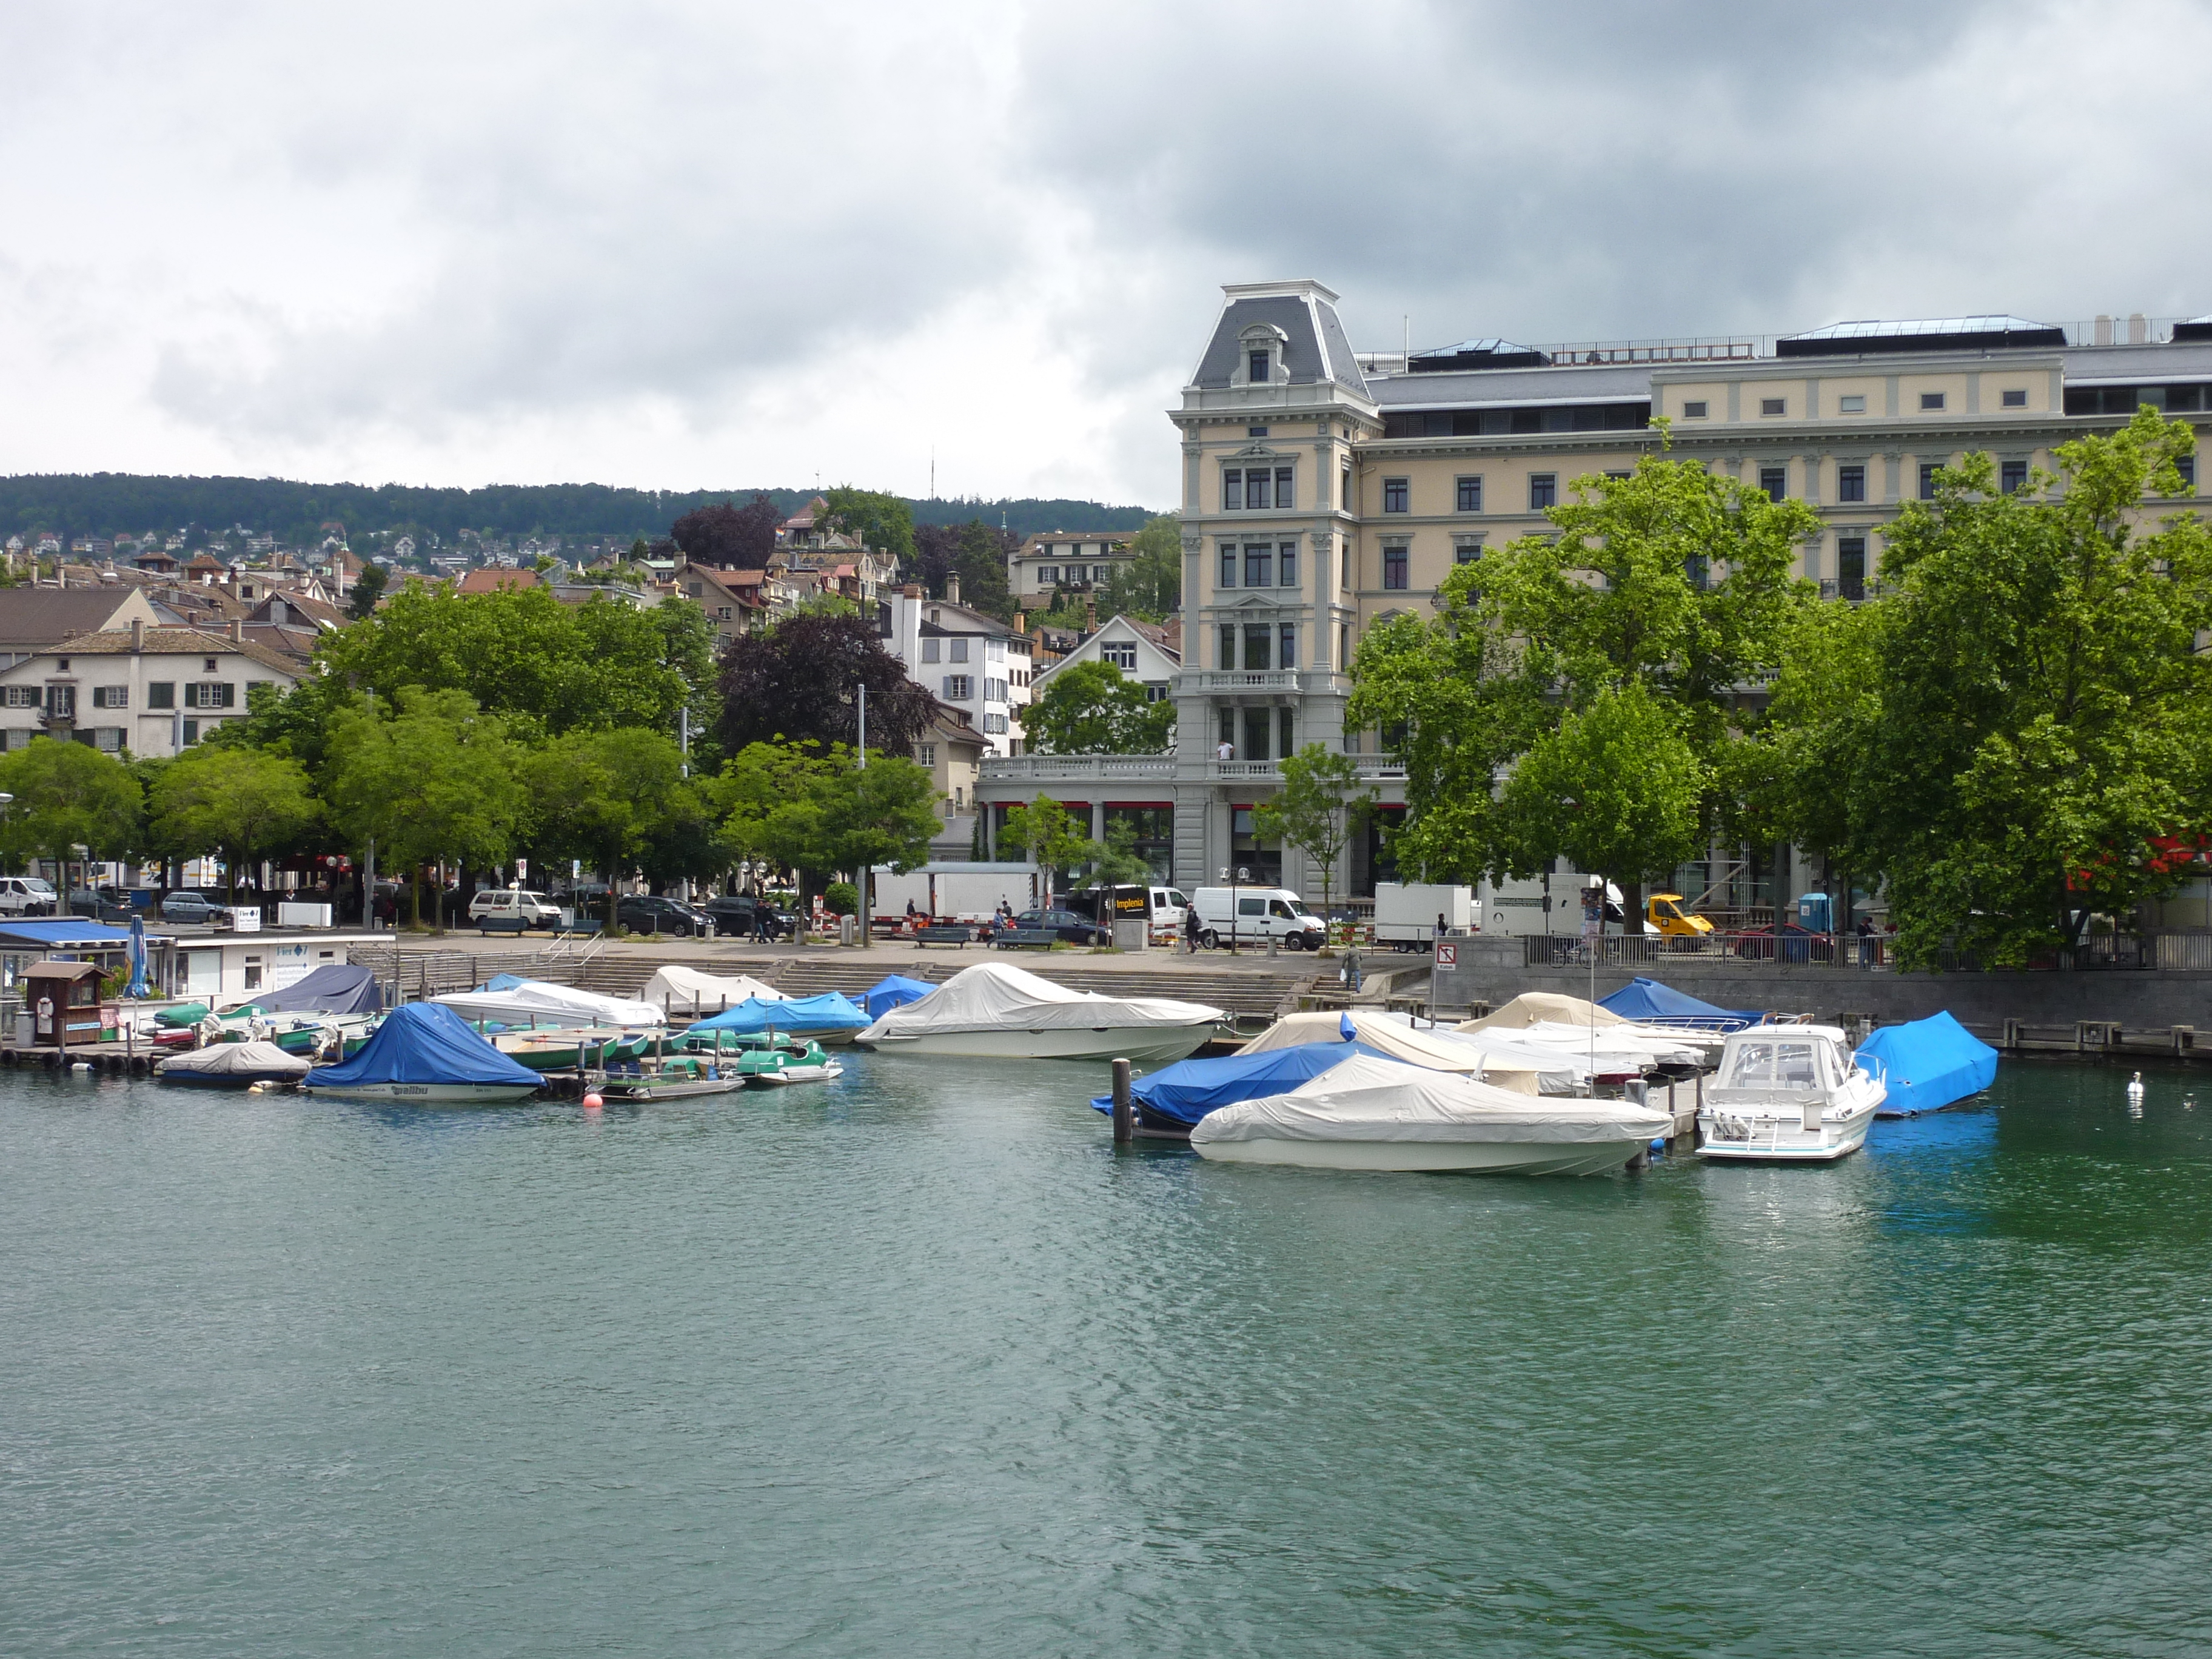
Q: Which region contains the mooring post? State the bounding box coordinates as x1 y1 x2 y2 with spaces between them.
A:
2174 1025 2195 1057
1111 1056 1133 1144
2003 1017 2023 1051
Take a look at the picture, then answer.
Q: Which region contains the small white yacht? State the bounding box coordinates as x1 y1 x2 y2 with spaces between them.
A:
1697 1025 1884 1162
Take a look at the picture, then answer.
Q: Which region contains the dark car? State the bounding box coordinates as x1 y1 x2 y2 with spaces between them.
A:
68 888 136 924
614 893 714 937
699 894 796 940
159 890 230 925
1014 908 1112 947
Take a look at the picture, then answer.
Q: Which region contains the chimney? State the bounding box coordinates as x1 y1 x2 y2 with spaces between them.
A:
2130 312 2148 345
2095 313 2114 346
902 583 922 599
1012 608 1025 635
1084 598 1097 635
229 618 243 643
945 572 961 605
130 618 144 653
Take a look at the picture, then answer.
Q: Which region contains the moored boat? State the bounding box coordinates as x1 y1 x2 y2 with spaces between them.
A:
687 992 871 1047
1855 1011 1998 1117
490 1028 651 1071
1188 1053 1671 1175
1697 1025 1883 1161
302 1002 545 1105
853 962 1220 1065
155 1039 312 1088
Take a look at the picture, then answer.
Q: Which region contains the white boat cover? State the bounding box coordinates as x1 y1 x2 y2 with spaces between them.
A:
434 979 663 1029
639 966 786 1013
1191 1053 1672 1145
156 1039 310 1079
1368 1013 1580 1094
1504 1021 1704 1068
1239 1010 1494 1077
1460 992 1626 1031
854 961 1221 1041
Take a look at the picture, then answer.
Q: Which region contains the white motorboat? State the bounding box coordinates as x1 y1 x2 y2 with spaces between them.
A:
434 979 663 1030
1696 1025 1883 1162
155 1039 312 1088
853 961 1222 1065
1189 1054 1671 1175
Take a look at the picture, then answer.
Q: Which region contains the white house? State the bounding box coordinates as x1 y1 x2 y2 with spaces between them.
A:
0 620 301 757
1030 614 1182 709
1006 530 1136 603
877 578 1034 758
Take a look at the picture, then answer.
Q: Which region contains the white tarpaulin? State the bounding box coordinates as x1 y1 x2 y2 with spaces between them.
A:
1238 1010 1508 1079
1460 993 1626 1031
1191 1053 1671 1146
155 1039 311 1081
1368 1013 1581 1094
855 961 1220 1041
1503 1022 1704 1068
435 979 662 1029
640 966 786 1014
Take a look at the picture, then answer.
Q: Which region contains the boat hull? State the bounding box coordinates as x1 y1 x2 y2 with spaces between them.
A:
746 1061 845 1087
1193 1134 1651 1175
1696 1100 1877 1162
596 1076 747 1101
858 1021 1214 1066
301 1081 542 1105
157 1068 304 1089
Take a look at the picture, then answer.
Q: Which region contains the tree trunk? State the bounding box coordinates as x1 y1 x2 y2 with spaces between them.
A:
1620 876 1643 942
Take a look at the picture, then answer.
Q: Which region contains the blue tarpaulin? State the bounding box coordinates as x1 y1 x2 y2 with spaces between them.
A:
862 975 935 1019
1599 976 1763 1031
256 963 384 1015
1855 1011 1999 1116
305 1002 541 1088
1088 1041 1378 1129
686 992 869 1036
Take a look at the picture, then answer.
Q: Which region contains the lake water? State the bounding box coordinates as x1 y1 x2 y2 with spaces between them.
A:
4 1053 2210 1656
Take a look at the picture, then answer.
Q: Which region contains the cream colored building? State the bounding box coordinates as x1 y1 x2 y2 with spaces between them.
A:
977 282 2212 899
0 620 300 757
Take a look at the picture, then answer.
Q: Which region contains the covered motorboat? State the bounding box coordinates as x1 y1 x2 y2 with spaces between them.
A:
253 963 385 1016
853 962 1221 1065
1088 1041 1378 1135
862 974 936 1019
1599 976 1763 1033
1461 991 1626 1031
434 979 662 1030
302 1002 545 1104
156 1039 312 1088
1697 1025 1883 1161
1855 1011 1998 1116
686 992 870 1045
1190 1053 1671 1175
639 966 786 1018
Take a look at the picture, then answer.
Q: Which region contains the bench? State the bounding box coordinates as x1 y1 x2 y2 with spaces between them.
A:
475 916 531 935
992 928 1059 950
914 924 974 947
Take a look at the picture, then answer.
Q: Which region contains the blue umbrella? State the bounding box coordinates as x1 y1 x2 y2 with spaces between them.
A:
126 913 149 1000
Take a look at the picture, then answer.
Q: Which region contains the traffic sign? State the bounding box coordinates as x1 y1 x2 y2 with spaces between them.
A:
1436 942 1458 968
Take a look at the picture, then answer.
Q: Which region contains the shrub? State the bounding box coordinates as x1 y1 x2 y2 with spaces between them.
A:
822 880 859 916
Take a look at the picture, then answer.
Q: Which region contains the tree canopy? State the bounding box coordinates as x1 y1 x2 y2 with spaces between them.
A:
1025 660 1175 756
821 488 915 566
1099 513 1182 620
671 495 780 569
0 742 142 870
1253 745 1374 924
717 612 936 756
147 746 320 902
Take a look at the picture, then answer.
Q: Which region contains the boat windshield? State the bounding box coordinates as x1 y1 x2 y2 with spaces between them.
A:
1723 1039 1822 1091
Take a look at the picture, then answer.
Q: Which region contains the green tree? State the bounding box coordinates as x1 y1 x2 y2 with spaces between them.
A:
0 741 144 873
1350 438 1818 918
1253 745 1375 931
147 746 320 902
1496 683 1708 907
346 563 389 621
323 688 525 931
814 756 942 946
1778 411 2212 967
520 726 697 928
1025 659 1175 755
1099 513 1182 618
821 488 916 567
1002 794 1103 908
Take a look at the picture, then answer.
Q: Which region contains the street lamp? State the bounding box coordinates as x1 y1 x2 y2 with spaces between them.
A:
1220 863 1250 953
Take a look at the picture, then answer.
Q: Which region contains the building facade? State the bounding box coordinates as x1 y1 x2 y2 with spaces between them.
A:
988 280 2212 902
878 581 1036 759
0 622 300 757
1007 531 1136 604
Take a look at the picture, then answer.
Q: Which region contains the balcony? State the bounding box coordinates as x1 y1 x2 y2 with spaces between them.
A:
977 754 1407 786
1175 670 1350 696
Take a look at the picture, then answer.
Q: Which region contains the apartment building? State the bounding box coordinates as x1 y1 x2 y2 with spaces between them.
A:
974 280 2212 900
1007 531 1136 603
877 577 1035 759
0 620 300 757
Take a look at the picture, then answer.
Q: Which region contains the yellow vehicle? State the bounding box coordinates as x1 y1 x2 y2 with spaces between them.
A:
1644 894 1714 937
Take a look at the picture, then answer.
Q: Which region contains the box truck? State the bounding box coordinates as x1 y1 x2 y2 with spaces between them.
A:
1372 882 1478 952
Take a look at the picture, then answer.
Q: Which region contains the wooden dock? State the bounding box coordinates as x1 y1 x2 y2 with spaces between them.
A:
1 1042 161 1075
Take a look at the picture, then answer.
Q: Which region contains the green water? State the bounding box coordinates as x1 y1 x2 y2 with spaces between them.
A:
4 1056 2210 1656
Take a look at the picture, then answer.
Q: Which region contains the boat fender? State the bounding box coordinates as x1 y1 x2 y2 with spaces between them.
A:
583 1091 603 1111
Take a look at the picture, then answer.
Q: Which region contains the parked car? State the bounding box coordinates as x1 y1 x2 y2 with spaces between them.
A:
1188 886 1327 951
0 875 59 916
67 888 136 924
160 890 230 925
614 893 714 937
699 894 796 939
1013 908 1113 947
466 888 565 928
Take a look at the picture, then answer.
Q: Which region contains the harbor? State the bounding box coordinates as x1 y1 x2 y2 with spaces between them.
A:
4 1045 2206 1655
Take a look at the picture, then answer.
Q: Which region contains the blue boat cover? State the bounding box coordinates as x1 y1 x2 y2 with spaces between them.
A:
484 971 530 992
686 992 869 1035
306 1001 541 1088
256 962 384 1015
1599 976 1763 1030
1855 1011 1999 1116
1088 1041 1377 1127
863 975 936 1018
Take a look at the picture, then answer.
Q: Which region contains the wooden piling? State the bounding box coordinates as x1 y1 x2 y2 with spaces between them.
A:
1111 1057 1133 1144
2175 1025 2196 1057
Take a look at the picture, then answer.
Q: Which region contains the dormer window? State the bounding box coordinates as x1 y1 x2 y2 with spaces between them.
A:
1236 322 1289 386
1248 348 1270 382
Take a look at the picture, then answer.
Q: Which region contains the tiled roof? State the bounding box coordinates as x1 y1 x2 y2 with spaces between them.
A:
32 628 303 678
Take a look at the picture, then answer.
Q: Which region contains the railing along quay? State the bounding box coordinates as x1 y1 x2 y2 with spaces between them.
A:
1518 930 2212 973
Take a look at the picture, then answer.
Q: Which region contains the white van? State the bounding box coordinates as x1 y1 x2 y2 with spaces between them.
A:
466 888 563 928
0 876 58 917
1190 886 1326 951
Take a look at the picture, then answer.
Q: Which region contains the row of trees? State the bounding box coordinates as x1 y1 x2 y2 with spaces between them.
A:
1350 409 2212 968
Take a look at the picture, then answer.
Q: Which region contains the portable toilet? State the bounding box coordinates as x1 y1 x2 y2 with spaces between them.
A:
1796 892 1834 934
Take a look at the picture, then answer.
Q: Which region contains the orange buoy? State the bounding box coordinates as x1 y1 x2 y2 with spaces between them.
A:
582 1091 603 1111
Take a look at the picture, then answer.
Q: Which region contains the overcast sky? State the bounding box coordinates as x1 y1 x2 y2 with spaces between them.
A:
2 0 2206 510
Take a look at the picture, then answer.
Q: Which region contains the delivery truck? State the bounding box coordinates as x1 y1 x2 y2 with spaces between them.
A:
1372 881 1478 952
870 863 1042 927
